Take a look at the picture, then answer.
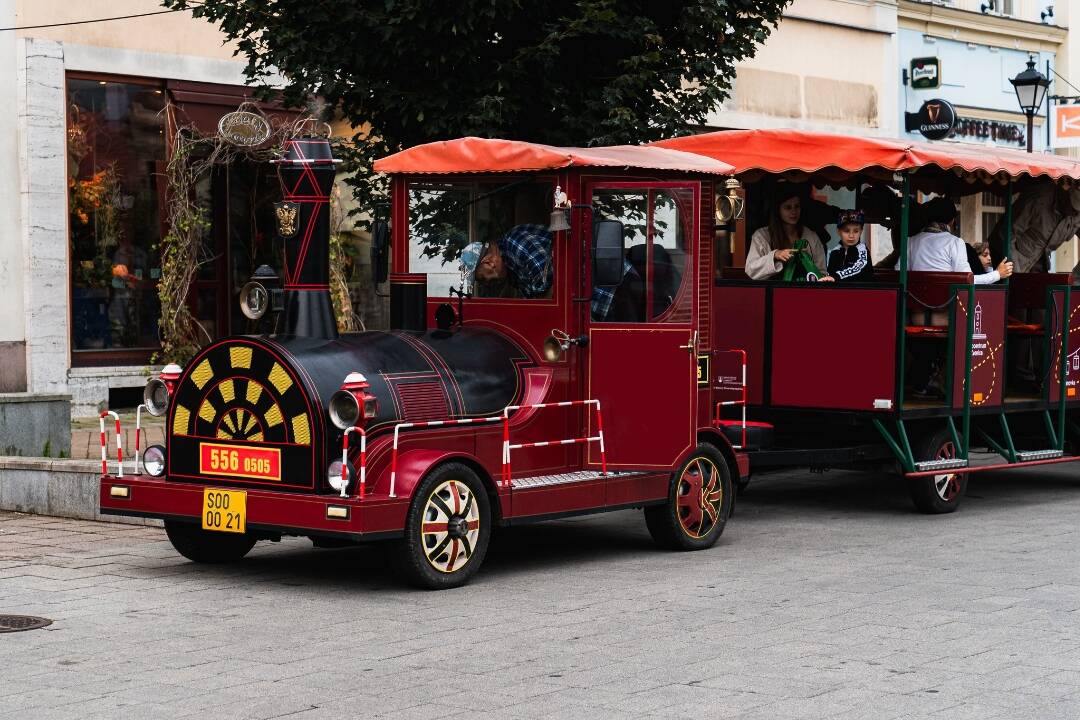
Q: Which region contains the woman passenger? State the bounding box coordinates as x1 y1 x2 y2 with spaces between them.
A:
745 183 828 280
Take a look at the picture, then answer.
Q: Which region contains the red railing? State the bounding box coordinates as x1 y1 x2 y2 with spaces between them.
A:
341 426 367 499
714 349 748 449
99 410 124 476
501 399 607 487
388 416 505 497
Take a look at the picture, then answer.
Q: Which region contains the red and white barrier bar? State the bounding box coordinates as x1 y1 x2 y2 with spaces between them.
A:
389 416 503 498
134 404 146 475
341 426 367 499
98 410 124 477
502 399 607 487
715 349 748 449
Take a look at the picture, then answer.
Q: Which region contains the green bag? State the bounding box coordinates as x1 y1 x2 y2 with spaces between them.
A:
779 238 826 282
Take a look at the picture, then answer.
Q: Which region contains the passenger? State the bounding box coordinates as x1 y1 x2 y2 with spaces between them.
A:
745 183 829 281
473 224 553 298
826 210 874 282
903 197 1013 284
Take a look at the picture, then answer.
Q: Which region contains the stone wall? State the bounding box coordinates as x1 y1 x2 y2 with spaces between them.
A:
0 393 71 457
0 456 158 525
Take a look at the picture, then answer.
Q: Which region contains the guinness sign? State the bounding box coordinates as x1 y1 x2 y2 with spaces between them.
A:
905 98 957 141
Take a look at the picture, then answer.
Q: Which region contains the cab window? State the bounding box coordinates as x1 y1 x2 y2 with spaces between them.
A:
590 187 691 323
407 180 555 299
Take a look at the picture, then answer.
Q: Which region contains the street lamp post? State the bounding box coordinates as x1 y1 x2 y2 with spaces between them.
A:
1010 57 1050 153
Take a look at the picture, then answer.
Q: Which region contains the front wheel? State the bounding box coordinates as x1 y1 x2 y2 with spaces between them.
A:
164 520 257 563
645 444 733 550
394 463 492 590
908 427 967 514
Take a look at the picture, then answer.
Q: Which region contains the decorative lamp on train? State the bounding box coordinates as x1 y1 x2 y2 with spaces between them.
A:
239 264 283 321
143 363 182 417
328 372 379 430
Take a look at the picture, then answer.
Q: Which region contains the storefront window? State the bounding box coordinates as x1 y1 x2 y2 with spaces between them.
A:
67 76 166 362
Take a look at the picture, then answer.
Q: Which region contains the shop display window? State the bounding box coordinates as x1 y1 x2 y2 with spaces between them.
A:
67 75 166 364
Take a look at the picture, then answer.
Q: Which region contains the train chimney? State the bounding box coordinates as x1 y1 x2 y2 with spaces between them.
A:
274 136 340 339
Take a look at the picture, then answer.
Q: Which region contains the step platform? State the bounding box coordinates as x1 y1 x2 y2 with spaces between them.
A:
1016 449 1064 462
914 457 968 473
511 470 644 489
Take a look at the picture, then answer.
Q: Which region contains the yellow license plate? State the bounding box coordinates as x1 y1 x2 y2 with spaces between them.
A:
202 488 247 534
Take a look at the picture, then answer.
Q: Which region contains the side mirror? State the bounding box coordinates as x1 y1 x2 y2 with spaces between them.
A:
371 219 390 284
592 219 626 287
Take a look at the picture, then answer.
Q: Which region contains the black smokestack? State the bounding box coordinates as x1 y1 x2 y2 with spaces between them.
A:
275 136 339 339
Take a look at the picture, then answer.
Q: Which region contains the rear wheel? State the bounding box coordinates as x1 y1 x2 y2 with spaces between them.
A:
164 520 257 563
394 463 492 590
909 427 967 514
645 444 733 550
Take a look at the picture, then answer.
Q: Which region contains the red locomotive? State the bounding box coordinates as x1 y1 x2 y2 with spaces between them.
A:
100 135 744 588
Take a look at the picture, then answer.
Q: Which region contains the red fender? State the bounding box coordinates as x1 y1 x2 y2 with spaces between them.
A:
374 448 504 509
694 428 749 481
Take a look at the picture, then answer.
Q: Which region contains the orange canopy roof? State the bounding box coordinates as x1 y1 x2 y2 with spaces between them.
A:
374 137 733 176
653 129 1080 184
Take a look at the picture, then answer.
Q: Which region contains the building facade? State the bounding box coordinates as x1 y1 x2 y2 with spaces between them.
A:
1 1 378 416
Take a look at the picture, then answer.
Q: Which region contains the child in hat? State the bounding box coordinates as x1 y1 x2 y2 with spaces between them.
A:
826 209 874 282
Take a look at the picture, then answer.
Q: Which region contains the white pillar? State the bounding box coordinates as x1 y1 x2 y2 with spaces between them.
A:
17 38 70 394
0 0 26 391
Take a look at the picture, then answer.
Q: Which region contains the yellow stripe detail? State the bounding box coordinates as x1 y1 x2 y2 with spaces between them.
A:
291 414 310 445
217 428 230 439
191 359 213 390
219 379 235 404
230 346 252 369
223 414 236 433
246 381 262 406
198 400 216 424
269 363 293 395
250 432 264 442
244 412 256 433
173 405 191 435
265 404 283 428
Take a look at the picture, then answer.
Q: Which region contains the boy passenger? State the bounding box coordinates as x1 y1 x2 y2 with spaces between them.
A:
826 210 874 282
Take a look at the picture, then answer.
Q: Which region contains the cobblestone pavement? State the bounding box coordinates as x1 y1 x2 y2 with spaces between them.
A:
3 466 1080 719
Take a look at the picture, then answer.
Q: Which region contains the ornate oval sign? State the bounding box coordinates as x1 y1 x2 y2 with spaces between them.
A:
218 111 271 147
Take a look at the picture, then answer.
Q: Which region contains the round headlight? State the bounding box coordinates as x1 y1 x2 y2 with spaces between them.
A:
328 459 351 493
144 378 170 417
143 444 166 477
239 281 269 320
328 390 360 430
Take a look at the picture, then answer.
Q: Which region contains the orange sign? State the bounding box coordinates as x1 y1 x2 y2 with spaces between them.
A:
1051 105 1080 148
199 442 281 481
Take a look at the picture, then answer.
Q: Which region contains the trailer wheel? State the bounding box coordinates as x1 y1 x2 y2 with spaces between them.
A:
164 520 257 563
645 444 733 550
394 463 491 590
909 428 967 514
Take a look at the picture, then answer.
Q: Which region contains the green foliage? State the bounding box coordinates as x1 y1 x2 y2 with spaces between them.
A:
164 0 790 222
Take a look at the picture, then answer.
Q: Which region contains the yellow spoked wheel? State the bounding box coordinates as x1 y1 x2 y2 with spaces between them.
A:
397 463 492 589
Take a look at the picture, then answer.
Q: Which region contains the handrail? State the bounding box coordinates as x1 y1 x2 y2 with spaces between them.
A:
134 404 146 475
98 411 123 477
502 399 607 487
341 426 366 499
714 349 748 449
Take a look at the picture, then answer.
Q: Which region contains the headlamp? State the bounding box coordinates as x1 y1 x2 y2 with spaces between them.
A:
329 372 378 431
144 363 182 417
143 444 166 477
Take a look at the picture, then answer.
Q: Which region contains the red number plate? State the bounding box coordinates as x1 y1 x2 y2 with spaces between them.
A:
199 442 281 482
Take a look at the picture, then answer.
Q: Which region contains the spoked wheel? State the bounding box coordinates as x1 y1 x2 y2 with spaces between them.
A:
395 463 491 590
645 444 733 550
909 427 967 514
164 520 257 563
